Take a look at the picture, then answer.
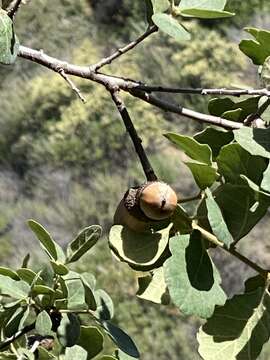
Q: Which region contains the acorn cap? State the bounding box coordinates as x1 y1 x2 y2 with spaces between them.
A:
139 182 178 221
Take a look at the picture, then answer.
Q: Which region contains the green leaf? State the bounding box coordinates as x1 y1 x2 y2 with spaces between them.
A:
0 9 19 64
80 272 96 290
217 143 267 185
5 307 26 337
208 97 260 122
261 162 270 193
239 27 270 65
65 345 87 360
38 347 56 360
151 0 169 13
32 285 55 296
21 253 30 268
17 348 35 360
194 127 233 159
171 205 192 234
58 313 80 347
145 0 154 25
152 13 190 41
180 8 234 18
35 310 52 336
0 275 30 299
198 285 270 360
50 261 69 276
240 175 270 200
101 321 140 359
0 267 20 280
220 108 243 121
63 271 87 310
109 224 171 270
66 225 102 264
80 275 97 311
100 356 117 360
185 162 218 189
77 326 104 359
18 306 30 330
261 56 270 88
164 231 226 318
234 127 270 158
165 133 212 165
200 184 269 241
179 0 226 10
136 267 169 304
27 220 65 262
17 268 44 285
205 188 234 247
94 289 114 320
258 96 270 124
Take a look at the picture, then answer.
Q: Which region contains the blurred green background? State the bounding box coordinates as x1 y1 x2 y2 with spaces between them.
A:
0 1 270 358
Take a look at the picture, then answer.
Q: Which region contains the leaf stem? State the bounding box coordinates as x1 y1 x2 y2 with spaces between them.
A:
192 222 268 276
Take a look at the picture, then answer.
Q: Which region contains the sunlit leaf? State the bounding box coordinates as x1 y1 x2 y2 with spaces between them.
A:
152 13 190 41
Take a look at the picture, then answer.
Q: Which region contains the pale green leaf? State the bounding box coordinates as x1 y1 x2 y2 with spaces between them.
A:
179 0 226 10
217 143 267 185
152 13 190 41
185 162 218 189
205 188 234 247
65 346 87 360
109 223 171 270
234 127 270 158
180 8 234 18
136 267 169 304
77 326 104 359
198 286 270 360
35 310 52 336
164 231 226 318
0 9 19 64
165 133 212 165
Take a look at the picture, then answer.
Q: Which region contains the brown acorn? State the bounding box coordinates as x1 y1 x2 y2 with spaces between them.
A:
139 182 178 220
114 181 178 232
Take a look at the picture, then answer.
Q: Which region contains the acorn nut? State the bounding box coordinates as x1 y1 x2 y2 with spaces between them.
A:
139 182 178 220
114 181 178 232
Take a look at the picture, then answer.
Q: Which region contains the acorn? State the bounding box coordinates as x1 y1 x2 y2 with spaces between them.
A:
114 181 178 232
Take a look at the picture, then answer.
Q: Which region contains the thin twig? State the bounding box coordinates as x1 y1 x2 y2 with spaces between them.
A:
110 90 158 181
134 85 270 97
0 323 35 350
7 0 23 19
192 222 268 276
92 25 158 71
130 89 243 130
59 69 86 103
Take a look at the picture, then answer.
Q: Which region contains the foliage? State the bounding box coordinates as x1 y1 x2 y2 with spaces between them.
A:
0 219 140 359
0 0 270 359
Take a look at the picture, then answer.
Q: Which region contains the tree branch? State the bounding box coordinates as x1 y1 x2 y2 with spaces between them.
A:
129 89 243 129
134 85 270 97
192 222 268 276
58 69 86 103
110 90 158 181
92 25 158 71
18 46 243 130
0 323 35 350
7 0 24 19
